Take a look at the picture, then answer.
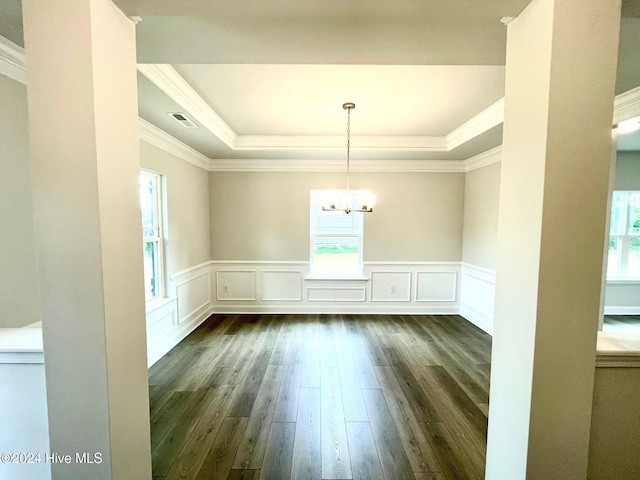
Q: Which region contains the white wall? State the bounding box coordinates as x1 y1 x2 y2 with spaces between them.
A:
141 141 213 365
459 162 501 333
461 162 501 271
205 170 465 315
141 140 211 275
0 75 39 328
209 171 465 262
459 149 640 331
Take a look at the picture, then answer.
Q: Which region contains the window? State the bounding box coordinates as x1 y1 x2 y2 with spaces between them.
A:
608 191 640 278
140 170 164 301
310 190 365 277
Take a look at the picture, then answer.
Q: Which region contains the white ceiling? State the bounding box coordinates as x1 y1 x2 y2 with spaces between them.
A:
123 0 530 163
115 0 533 65
173 65 505 136
2 0 639 164
124 0 640 163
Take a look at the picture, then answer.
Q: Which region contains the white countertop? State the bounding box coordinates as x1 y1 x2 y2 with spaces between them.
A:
596 331 640 367
0 326 44 364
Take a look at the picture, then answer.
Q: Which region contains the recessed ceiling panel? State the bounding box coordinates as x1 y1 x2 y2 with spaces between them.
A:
174 64 505 136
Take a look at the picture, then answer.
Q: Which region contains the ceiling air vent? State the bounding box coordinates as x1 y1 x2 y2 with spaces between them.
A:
168 112 198 128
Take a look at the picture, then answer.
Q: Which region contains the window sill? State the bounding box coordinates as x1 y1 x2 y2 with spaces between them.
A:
305 276 369 282
606 278 640 285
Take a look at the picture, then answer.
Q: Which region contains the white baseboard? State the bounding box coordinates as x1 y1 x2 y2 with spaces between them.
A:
210 304 459 315
147 305 213 367
460 304 494 335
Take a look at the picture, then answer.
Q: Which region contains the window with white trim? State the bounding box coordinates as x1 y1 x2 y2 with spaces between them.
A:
140 170 164 301
608 191 640 278
310 190 365 277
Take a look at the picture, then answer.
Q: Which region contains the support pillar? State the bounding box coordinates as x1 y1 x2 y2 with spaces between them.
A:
486 0 621 479
22 0 152 478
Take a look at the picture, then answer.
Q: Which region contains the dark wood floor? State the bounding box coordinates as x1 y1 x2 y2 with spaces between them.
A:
148 314 491 480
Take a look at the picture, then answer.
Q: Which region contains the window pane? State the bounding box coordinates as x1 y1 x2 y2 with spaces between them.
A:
310 190 363 235
312 236 359 276
607 237 620 277
628 193 640 235
143 240 160 301
629 237 640 277
610 192 627 235
140 174 156 236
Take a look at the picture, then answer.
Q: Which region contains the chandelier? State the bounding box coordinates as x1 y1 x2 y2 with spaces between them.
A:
322 103 374 214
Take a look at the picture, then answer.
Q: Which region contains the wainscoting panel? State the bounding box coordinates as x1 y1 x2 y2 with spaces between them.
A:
416 271 458 302
146 298 177 345
307 287 367 302
262 270 303 301
176 271 211 324
460 263 495 334
209 261 460 314
146 262 214 366
146 260 640 365
216 270 257 301
370 271 411 302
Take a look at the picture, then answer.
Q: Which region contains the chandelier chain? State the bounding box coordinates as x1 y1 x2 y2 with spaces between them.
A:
346 105 351 192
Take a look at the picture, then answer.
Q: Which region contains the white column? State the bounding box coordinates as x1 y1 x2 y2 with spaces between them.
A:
486 0 621 479
22 0 152 478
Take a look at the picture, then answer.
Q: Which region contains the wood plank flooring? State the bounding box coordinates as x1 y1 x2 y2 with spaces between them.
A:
149 314 491 480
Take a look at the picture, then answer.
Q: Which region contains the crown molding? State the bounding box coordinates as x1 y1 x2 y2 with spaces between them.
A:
464 145 502 172
447 98 504 151
234 135 447 151
234 135 344 150
0 36 25 85
208 158 343 172
356 159 464 172
138 117 210 170
137 64 237 149
3 35 638 174
613 85 640 125
136 62 639 157
206 158 465 173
